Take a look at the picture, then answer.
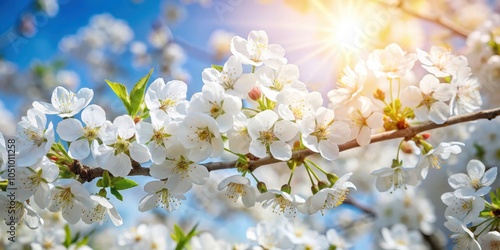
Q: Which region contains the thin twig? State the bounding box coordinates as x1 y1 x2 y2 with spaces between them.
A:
373 0 469 38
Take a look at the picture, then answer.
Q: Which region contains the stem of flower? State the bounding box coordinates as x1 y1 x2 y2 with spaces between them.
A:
306 159 328 175
304 161 321 182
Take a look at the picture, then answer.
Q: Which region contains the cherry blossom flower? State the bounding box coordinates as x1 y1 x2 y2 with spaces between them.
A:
0 194 44 229
300 107 351 161
347 96 384 147
450 67 482 115
138 180 186 212
202 55 257 98
310 172 356 213
246 220 293 249
276 88 323 121
230 30 286 69
56 104 106 160
444 216 481 250
30 228 65 250
448 159 497 198
16 108 54 167
14 157 59 209
255 64 306 101
247 110 298 161
82 195 122 226
217 175 256 208
479 231 500 250
118 224 171 249
145 78 188 119
402 74 455 124
32 86 93 118
135 110 176 164
188 83 242 132
48 180 93 224
416 46 467 77
95 115 151 177
177 112 224 161
149 143 209 194
380 224 426 250
367 43 417 79
327 60 367 109
256 189 304 218
371 163 420 192
441 192 484 224
416 141 464 179
326 229 351 250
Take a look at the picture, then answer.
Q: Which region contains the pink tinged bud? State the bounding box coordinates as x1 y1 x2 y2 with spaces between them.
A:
248 87 261 101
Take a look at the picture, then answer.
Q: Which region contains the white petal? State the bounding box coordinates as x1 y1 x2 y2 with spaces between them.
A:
56 119 84 141
129 141 151 163
81 104 106 127
270 141 292 160
68 139 90 160
467 160 485 180
190 165 209 185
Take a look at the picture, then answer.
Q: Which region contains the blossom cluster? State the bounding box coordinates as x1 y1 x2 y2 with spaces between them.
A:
0 29 493 249
441 159 499 250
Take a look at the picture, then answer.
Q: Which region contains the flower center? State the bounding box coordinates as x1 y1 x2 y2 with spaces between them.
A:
84 127 99 141
471 178 482 190
26 128 47 147
258 130 277 145
113 138 130 154
226 183 245 199
159 98 176 111
196 127 212 142
209 101 224 118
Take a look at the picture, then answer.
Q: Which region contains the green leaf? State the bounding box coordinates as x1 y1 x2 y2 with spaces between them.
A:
102 170 111 187
112 177 138 190
105 79 132 114
211 64 223 72
129 68 154 116
96 179 103 187
110 187 123 201
174 224 199 250
64 224 72 247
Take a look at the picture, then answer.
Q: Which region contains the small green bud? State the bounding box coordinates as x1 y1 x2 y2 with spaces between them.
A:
311 185 319 194
287 160 296 170
98 188 107 197
257 182 268 194
318 181 329 190
326 173 339 186
280 184 292 194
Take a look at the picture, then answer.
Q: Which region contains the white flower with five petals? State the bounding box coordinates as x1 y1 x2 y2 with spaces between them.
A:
33 86 93 117
257 189 304 218
48 180 93 224
328 60 367 109
247 110 298 161
135 110 176 164
444 216 481 250
138 180 186 212
82 195 123 226
230 30 286 69
202 55 257 98
367 43 417 79
441 192 484 224
177 112 224 161
448 159 497 198
56 104 106 161
310 173 356 214
145 78 188 119
217 175 256 208
95 115 151 177
16 108 54 167
255 64 306 101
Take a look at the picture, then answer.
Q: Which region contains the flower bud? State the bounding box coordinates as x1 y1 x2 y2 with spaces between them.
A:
373 88 385 101
248 86 261 101
422 133 431 140
280 184 291 194
311 185 319 194
326 173 339 186
318 181 329 190
257 181 268 194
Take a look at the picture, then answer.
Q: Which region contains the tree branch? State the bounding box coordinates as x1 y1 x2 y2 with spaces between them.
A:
374 0 469 38
70 107 500 181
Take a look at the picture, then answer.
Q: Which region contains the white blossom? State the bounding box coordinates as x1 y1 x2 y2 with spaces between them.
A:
380 223 426 250
33 86 93 118
328 60 367 109
276 88 323 121
441 192 484 224
82 195 123 226
444 216 481 250
217 175 256 208
247 110 298 161
202 55 257 98
310 172 356 213
450 67 482 115
255 64 306 101
16 108 54 167
256 189 304 218
138 180 185 212
347 96 384 147
135 110 176 164
177 112 224 161
371 164 420 192
48 180 93 224
367 43 417 79
230 30 286 69
479 231 500 250
448 159 497 198
145 78 188 119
